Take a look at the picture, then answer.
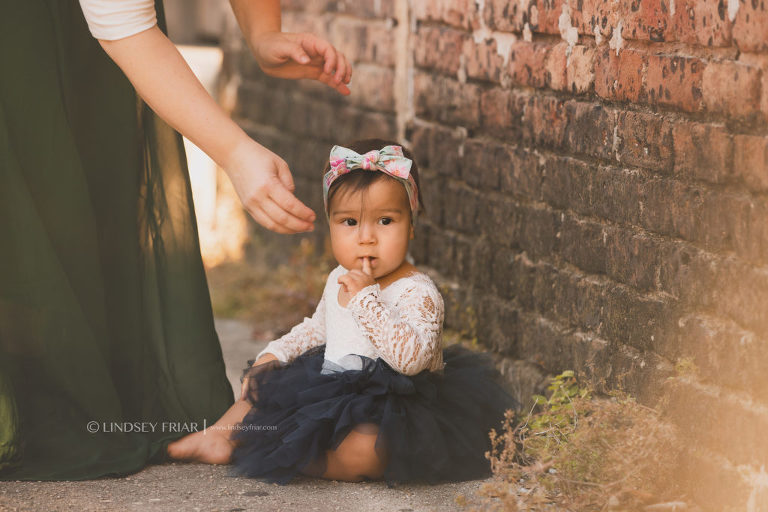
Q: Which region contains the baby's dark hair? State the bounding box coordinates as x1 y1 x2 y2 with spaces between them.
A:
324 138 424 219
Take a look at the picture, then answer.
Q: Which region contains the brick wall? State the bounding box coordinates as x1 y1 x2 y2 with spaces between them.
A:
224 1 768 507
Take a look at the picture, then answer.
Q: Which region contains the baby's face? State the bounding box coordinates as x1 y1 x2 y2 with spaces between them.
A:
328 177 414 284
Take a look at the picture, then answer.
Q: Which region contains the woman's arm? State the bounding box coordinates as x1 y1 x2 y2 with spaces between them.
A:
229 0 351 94
98 26 316 233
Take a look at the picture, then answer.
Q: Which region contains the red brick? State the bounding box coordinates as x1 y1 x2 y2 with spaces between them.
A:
569 0 599 36
413 0 480 30
702 60 763 118
463 37 506 83
615 111 674 170
507 41 567 91
482 0 520 32
535 0 567 35
591 0 623 40
530 95 568 147
566 45 596 94
413 26 467 76
594 46 647 102
646 54 705 111
563 101 617 161
480 88 513 131
546 42 568 91
671 0 733 47
413 72 481 128
409 123 464 177
672 122 732 183
740 53 768 122
346 64 394 111
733 135 768 192
326 0 395 18
622 0 672 42
331 18 395 66
484 0 564 34
508 41 552 88
282 10 325 35
733 0 768 52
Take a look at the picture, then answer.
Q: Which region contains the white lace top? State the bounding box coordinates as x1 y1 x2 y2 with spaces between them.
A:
256 265 445 376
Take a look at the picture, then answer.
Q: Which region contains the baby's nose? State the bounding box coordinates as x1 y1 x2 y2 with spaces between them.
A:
357 223 376 243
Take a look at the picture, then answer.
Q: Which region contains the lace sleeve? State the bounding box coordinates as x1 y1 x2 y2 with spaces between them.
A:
347 276 443 376
255 294 326 364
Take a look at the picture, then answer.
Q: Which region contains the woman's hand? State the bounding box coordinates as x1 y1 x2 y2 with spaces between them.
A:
337 258 376 307
225 139 316 234
250 31 352 95
240 353 279 400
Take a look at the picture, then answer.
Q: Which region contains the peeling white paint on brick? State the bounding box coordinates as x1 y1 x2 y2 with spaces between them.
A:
471 27 518 66
728 0 740 22
558 2 579 50
470 0 517 67
457 54 467 83
593 25 604 45
558 2 579 65
609 20 624 56
523 22 533 42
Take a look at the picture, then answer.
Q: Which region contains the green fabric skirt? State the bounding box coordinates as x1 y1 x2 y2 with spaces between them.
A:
0 0 234 479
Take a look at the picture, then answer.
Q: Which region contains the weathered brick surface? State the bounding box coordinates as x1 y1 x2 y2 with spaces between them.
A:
594 46 646 102
733 134 768 190
645 54 705 111
671 0 733 47
566 44 596 94
702 59 763 119
414 26 466 76
225 0 768 508
672 121 732 183
733 0 768 52
463 37 506 83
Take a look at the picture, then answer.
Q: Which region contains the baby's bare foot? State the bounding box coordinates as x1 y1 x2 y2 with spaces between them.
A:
167 429 234 465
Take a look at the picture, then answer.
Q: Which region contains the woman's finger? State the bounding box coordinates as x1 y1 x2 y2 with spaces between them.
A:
259 195 314 233
288 39 311 64
246 203 294 234
312 37 337 77
275 159 296 192
268 178 316 223
334 50 348 84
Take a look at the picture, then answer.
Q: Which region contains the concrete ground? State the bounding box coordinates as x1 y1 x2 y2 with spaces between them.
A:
0 319 492 512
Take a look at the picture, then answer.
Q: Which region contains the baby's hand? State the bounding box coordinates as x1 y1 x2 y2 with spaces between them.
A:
337 258 376 308
240 353 279 401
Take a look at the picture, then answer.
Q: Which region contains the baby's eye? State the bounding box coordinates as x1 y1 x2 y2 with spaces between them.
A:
379 217 393 225
342 218 357 226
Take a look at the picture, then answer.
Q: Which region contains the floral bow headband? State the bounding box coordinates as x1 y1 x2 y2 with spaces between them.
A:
322 145 420 223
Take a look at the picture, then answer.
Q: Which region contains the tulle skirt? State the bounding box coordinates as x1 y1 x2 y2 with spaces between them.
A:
232 344 518 485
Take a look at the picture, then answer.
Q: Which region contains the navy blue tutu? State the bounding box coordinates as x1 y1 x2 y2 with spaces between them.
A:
231 344 518 485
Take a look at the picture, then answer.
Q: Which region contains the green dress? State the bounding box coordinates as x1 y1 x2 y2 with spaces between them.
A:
0 0 234 479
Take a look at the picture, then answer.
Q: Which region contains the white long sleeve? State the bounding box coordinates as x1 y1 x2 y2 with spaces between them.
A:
347 274 444 376
78 0 157 40
255 295 327 364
